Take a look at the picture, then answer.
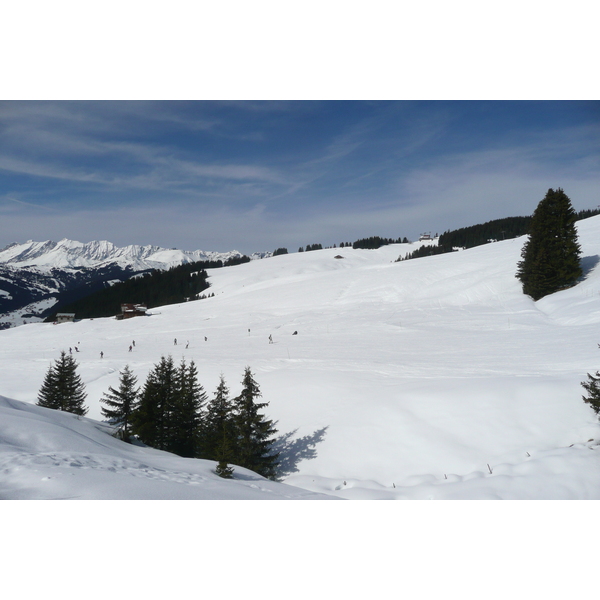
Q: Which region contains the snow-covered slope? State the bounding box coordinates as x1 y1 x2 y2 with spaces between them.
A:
0 238 254 271
0 395 334 499
1 217 599 499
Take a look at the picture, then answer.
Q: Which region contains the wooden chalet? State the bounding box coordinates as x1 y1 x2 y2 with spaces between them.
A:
117 303 148 320
55 313 76 323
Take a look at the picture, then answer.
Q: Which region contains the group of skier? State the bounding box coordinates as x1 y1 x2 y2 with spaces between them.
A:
94 328 297 359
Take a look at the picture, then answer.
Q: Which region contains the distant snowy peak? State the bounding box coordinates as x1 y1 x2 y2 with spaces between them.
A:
0 239 260 271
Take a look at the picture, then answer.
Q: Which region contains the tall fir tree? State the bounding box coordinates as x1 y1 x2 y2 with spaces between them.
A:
581 345 600 417
203 374 236 477
131 355 178 450
166 359 207 458
37 351 88 416
516 188 582 300
37 362 60 410
232 367 280 480
100 365 139 441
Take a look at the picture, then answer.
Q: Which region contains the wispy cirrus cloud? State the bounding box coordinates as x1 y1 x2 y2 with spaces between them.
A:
0 101 292 195
0 101 598 253
0 132 295 196
0 156 110 185
0 194 54 211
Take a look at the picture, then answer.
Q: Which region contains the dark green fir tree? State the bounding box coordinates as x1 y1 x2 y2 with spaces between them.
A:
167 359 207 458
204 374 236 477
516 188 582 300
232 367 280 480
131 355 178 450
215 457 234 479
582 346 600 417
100 364 139 441
37 350 88 416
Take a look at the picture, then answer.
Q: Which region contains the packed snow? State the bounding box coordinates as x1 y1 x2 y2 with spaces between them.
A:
1 217 599 499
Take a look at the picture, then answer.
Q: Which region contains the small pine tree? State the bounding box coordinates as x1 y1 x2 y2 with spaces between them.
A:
37 351 88 416
216 458 234 478
517 188 582 300
232 367 280 480
582 346 600 417
100 365 139 441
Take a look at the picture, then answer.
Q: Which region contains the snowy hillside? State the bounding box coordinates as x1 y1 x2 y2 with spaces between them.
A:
1 217 599 499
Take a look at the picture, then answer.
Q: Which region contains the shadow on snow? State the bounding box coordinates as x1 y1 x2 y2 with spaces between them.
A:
581 255 600 280
271 426 329 480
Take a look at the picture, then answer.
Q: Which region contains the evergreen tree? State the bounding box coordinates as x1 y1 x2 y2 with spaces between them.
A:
167 359 207 457
130 356 208 457
203 374 237 477
582 345 600 417
232 367 280 479
100 365 139 441
215 458 234 478
37 362 60 410
516 188 582 300
132 355 178 449
130 362 162 448
37 351 88 416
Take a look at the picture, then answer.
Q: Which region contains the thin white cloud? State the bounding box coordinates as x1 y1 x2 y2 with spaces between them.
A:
0 102 598 254
1 164 598 255
0 142 293 192
0 101 296 194
0 156 109 184
0 195 53 211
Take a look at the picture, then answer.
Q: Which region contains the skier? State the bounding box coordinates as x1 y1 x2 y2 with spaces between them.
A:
132 340 136 347
185 341 189 349
129 345 132 352
174 338 177 345
269 335 273 344
100 351 104 359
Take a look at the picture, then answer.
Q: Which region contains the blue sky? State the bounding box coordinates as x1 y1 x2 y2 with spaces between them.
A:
1 100 599 254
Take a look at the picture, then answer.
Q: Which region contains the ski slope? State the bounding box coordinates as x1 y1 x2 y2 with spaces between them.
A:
1 217 599 499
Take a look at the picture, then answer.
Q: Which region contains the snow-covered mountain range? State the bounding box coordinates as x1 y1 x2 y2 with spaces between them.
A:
0 238 257 271
0 239 267 328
